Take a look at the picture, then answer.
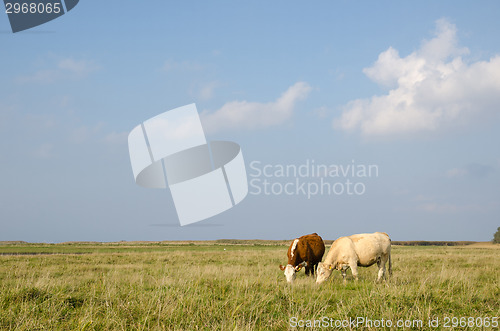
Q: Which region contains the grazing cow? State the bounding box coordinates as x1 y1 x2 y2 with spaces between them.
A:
316 232 392 285
279 233 325 283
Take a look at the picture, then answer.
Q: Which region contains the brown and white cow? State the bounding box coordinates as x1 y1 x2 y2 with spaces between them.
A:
316 232 392 285
279 233 325 283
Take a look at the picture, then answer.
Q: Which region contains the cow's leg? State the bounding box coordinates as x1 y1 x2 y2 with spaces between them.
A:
308 264 315 276
341 268 347 285
349 262 359 281
305 266 310 276
377 258 387 282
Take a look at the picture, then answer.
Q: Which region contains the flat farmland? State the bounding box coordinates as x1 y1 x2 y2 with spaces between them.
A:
0 242 498 330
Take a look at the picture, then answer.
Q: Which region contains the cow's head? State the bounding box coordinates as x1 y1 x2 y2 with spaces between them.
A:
316 262 334 284
279 261 307 283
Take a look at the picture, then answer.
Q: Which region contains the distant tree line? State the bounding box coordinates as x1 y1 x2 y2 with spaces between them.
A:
493 227 500 244
215 239 483 246
391 241 477 246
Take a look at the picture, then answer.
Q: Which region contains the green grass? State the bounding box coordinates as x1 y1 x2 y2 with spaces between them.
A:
0 243 498 330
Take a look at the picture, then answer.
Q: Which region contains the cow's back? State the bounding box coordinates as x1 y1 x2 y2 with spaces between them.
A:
303 233 325 262
290 233 325 264
350 232 391 266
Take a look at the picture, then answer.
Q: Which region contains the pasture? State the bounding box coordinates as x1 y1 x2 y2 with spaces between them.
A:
0 242 498 330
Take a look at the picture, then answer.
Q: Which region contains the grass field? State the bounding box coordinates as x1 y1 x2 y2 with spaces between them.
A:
0 242 499 330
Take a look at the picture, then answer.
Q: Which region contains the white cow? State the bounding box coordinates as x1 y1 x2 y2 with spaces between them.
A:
316 232 392 285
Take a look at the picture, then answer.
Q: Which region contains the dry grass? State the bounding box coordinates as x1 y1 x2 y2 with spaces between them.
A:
0 244 498 330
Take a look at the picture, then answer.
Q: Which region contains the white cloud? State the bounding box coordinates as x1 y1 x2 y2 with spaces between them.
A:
414 192 499 214
162 59 203 72
70 123 104 143
57 58 97 76
103 131 128 145
34 143 54 159
201 82 312 133
446 168 467 178
312 106 331 119
199 81 219 100
446 163 495 178
335 18 500 137
17 57 98 83
417 201 497 214
418 202 465 213
17 70 59 84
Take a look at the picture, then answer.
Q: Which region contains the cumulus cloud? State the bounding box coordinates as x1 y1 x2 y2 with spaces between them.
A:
445 167 468 178
17 57 98 83
414 194 491 213
417 200 499 214
103 131 128 145
446 163 495 178
312 106 331 119
201 82 312 133
34 143 54 159
335 18 500 137
198 81 219 100
418 202 480 213
162 59 203 72
57 58 97 76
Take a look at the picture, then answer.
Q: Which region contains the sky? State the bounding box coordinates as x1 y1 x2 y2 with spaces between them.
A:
1 1 499 242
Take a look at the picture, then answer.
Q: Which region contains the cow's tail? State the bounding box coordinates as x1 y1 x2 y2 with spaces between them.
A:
388 251 392 277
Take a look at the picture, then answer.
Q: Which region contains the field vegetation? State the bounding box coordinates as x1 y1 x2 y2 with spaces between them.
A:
0 241 498 330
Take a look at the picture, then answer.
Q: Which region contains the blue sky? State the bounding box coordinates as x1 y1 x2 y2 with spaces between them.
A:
1 1 499 242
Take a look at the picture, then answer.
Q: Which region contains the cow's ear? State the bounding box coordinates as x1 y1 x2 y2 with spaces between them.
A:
279 265 285 271
295 261 307 271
